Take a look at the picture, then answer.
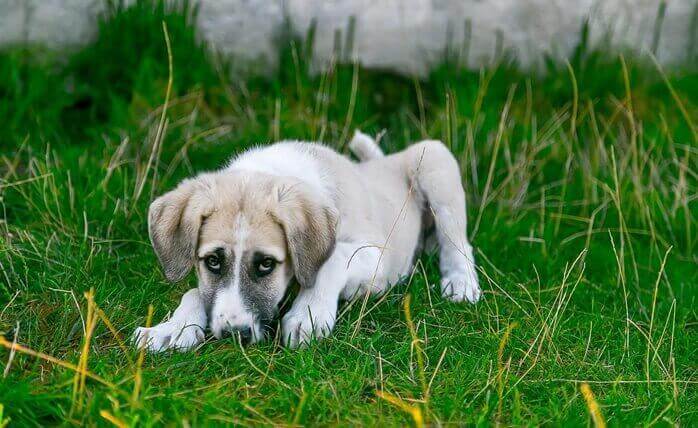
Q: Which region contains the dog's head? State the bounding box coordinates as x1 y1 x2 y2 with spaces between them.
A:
148 171 337 343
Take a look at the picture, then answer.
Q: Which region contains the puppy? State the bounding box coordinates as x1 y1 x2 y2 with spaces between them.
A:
134 132 480 351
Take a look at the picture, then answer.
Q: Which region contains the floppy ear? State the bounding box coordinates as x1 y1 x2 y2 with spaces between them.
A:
148 179 212 282
274 182 338 288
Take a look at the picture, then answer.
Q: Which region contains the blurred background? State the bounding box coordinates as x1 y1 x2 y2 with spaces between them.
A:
2 0 696 74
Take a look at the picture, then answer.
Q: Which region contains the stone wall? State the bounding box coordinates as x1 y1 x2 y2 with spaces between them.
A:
1 0 695 74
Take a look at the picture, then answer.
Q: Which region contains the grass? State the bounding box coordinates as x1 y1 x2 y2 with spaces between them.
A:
1 1 697 425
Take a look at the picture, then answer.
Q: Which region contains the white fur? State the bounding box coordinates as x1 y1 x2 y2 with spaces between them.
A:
136 132 481 351
228 143 333 201
208 214 265 342
427 201 481 302
349 130 384 161
133 289 207 352
282 242 384 347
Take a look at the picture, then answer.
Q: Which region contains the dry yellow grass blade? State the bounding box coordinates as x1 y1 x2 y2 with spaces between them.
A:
0 337 114 388
375 390 424 428
370 295 429 428
649 54 697 142
71 289 99 416
94 305 135 368
100 410 127 428
580 382 606 428
403 294 428 403
497 321 518 423
132 304 154 407
0 403 10 428
131 20 174 210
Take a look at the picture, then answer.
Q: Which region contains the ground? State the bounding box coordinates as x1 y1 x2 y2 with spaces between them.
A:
0 2 696 426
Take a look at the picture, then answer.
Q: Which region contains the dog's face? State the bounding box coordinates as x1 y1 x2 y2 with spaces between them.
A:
196 199 291 342
148 171 337 343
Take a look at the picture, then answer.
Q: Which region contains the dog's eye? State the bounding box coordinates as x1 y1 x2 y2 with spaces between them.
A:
255 257 276 277
205 255 222 273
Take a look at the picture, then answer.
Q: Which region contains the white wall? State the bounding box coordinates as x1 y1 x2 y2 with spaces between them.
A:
1 0 695 74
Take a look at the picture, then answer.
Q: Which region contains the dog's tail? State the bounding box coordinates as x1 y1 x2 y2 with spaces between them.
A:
349 130 384 161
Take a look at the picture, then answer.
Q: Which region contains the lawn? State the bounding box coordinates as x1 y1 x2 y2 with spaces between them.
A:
0 1 696 426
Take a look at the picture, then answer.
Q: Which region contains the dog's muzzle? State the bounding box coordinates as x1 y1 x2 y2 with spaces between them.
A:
220 325 253 343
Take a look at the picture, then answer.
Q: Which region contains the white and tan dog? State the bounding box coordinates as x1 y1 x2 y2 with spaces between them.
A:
134 132 480 351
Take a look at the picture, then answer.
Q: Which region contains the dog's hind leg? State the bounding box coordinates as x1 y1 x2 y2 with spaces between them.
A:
404 140 481 303
349 130 384 161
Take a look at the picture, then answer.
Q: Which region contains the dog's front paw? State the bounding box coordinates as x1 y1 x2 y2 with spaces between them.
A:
441 270 481 303
281 307 336 349
133 322 205 353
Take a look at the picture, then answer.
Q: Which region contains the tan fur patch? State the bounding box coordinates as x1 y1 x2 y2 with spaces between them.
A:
150 169 336 293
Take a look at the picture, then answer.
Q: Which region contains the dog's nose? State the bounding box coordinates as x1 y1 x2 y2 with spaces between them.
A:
222 326 252 343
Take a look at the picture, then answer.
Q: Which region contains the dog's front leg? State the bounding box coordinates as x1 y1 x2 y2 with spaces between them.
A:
133 288 207 352
282 242 365 348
